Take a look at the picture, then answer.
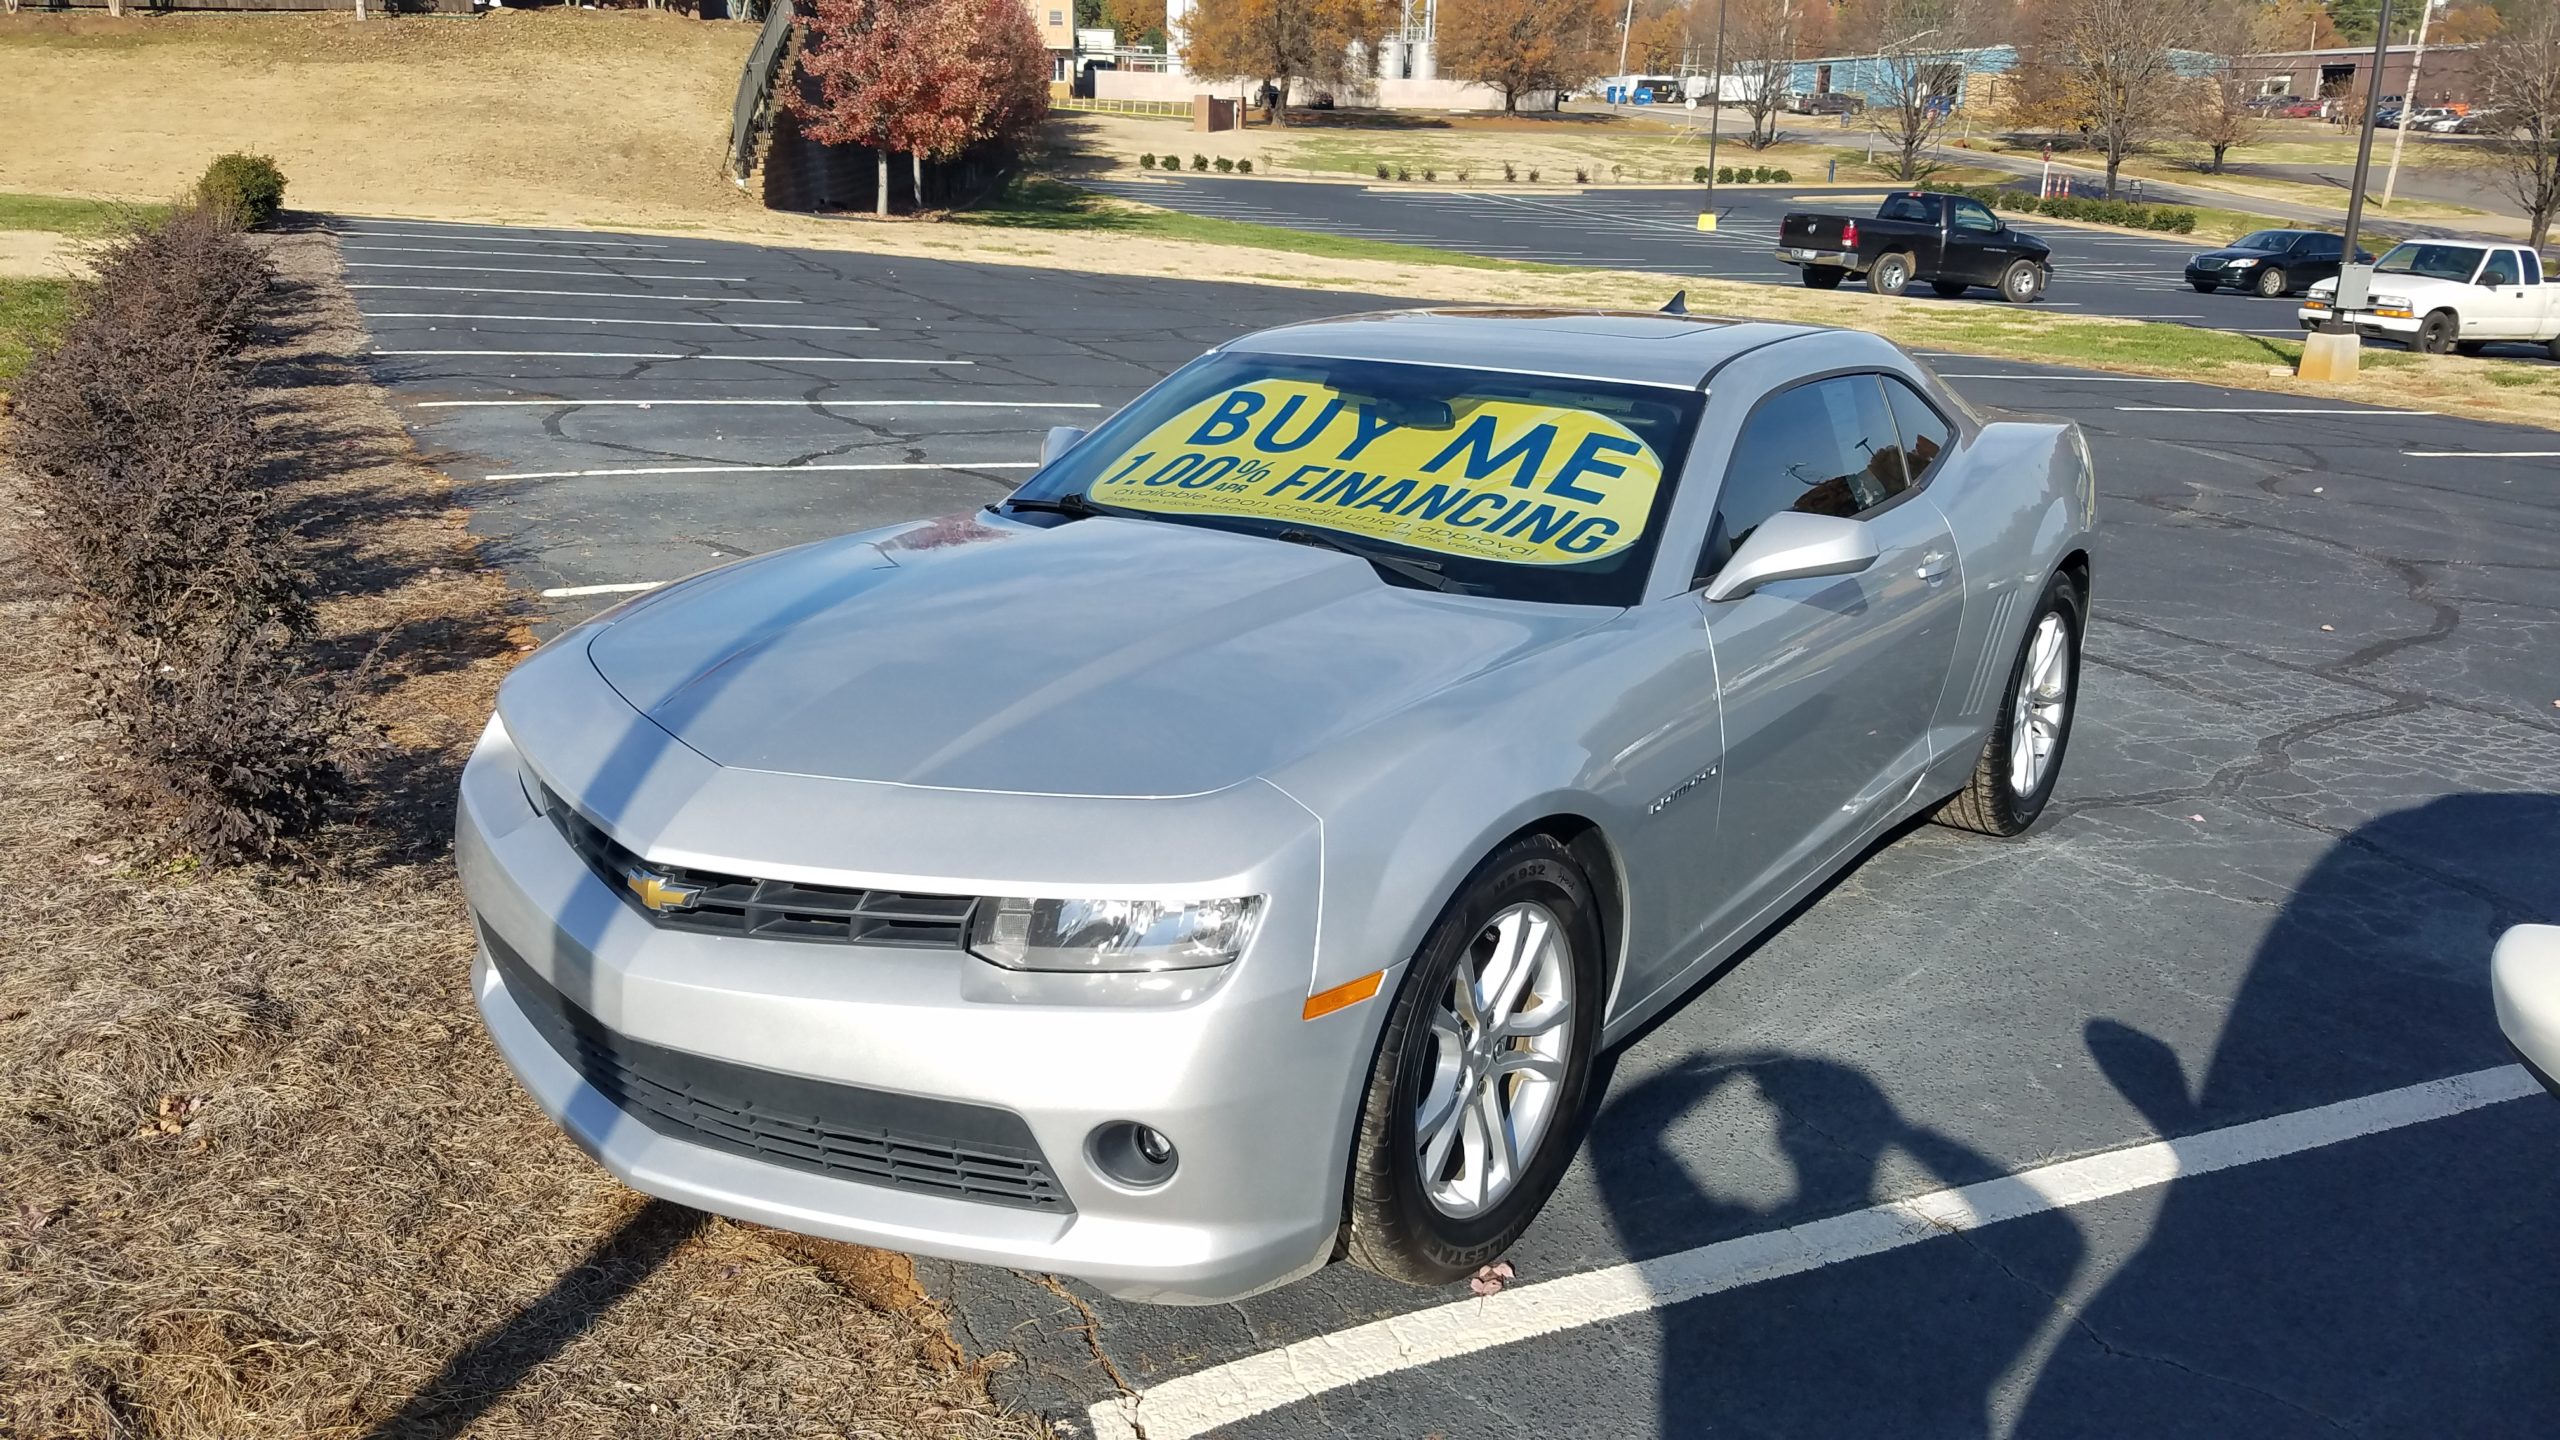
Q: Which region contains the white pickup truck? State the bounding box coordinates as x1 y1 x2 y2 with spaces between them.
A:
2299 240 2560 359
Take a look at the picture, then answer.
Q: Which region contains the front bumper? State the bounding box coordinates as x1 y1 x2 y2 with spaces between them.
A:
457 694 1385 1304
2493 925 2560 1099
2295 303 2420 339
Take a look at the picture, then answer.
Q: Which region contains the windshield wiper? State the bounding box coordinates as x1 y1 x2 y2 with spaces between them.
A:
1277 528 1467 593
994 491 1105 520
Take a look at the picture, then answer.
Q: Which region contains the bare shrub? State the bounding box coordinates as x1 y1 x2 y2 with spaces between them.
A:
4 205 343 863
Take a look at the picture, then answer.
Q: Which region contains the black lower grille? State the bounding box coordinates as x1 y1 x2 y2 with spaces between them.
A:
545 787 975 948
485 927 1071 1213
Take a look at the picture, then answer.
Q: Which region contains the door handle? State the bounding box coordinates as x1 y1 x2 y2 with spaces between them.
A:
1916 550 1952 581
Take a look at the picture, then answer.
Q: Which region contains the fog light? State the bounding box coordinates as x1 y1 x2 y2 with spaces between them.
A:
1089 1121 1179 1189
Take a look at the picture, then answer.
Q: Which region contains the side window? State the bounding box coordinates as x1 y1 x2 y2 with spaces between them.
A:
2484 249 2520 287
1952 198 1999 233
2525 251 2545 286
1880 376 1954 489
1697 377 1908 580
2311 234 2345 259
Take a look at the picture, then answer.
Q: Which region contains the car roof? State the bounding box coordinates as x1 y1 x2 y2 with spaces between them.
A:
1218 308 1825 390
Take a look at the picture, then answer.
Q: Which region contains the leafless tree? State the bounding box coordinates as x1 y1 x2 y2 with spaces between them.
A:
2474 0 2560 245
2181 3 2264 174
1728 0 1797 151
2027 0 2202 198
1839 0 1984 182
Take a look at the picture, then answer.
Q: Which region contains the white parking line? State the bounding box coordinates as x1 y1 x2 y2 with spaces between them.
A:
362 313 878 331
371 350 965 364
333 229 675 249
347 285 800 304
2404 449 2560 458
484 460 1038 480
2116 404 2436 415
420 399 1096 410
539 581 666 597
346 261 754 281
342 245 709 265
1086 1064 2539 1440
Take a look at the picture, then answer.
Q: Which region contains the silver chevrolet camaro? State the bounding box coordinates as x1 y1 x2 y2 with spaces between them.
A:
458 308 2099 1304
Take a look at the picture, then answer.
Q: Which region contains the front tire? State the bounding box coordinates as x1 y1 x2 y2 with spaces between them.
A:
2414 310 2460 354
1999 259 2045 303
1867 252 1913 296
1934 570 2083 837
2252 266 2289 298
1342 834 1604 1287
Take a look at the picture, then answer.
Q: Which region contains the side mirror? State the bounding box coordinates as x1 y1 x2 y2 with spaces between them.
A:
1703 511 1881 603
2483 271 2515 289
1041 426 1089 466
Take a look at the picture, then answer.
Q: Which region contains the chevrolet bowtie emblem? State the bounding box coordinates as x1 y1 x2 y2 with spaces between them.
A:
624 866 703 915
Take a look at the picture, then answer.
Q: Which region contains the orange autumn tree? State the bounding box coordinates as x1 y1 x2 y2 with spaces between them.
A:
794 0 1050 215
1439 0 1611 110
1181 0 1391 126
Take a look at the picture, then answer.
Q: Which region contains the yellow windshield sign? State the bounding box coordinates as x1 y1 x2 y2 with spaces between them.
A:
1091 380 1665 566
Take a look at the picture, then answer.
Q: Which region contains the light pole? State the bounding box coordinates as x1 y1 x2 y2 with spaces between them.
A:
2301 0 2395 381
1702 0 1731 211
1618 0 1637 89
2382 0 2438 207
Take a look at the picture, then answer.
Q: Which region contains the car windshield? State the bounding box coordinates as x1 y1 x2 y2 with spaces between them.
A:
2235 231 2295 251
2375 243 2482 282
1009 351 1705 607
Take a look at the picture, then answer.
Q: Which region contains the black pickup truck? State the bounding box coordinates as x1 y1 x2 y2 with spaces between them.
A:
1775 191 2053 302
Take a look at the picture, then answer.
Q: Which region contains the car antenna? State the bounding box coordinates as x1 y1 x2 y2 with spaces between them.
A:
1660 289 1688 315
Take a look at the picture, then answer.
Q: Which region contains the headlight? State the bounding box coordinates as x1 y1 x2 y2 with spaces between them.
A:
2227 257 2259 268
968 895 1264 972
2373 294 2411 311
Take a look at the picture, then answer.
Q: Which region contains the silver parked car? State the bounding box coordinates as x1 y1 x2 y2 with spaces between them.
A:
458 309 2100 1304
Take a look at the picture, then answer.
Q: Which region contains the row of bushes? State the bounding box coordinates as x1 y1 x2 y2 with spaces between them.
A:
1700 165 1795 184
6 154 343 864
1139 153 1254 173
1937 183 2200 234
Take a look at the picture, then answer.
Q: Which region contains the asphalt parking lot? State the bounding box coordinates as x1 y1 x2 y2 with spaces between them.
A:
1078 175 2560 364
352 218 2560 1439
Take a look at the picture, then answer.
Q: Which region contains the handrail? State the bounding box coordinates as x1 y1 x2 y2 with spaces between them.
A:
730 0 797 180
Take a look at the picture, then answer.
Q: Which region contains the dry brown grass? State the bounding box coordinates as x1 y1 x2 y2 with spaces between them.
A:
0 230 1045 1440
0 11 759 227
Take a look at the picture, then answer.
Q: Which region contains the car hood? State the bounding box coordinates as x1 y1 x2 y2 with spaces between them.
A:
584 513 1610 798
2306 271 2457 298
2195 245 2282 263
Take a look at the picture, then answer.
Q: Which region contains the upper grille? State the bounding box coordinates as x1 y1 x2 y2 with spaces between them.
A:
546 788 975 948
484 926 1072 1212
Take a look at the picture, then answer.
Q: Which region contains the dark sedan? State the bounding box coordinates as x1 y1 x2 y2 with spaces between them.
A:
2185 230 2371 298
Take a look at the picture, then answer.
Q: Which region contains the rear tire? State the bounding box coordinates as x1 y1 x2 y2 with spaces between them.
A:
2252 266 2289 298
2414 310 2460 354
1931 279 1970 298
1800 265 1846 290
2547 335 2560 363
1342 834 1605 1287
1999 259 2044 303
1867 252 1913 296
1934 570 2083 838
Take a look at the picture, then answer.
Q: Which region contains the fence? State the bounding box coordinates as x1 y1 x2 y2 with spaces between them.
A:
1054 97 1192 119
729 0 797 178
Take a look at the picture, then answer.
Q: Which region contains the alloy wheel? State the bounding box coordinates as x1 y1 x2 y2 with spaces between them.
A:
1414 902 1575 1220
2007 613 2071 797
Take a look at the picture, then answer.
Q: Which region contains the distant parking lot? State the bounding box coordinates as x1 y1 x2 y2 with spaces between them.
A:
353 218 2560 1439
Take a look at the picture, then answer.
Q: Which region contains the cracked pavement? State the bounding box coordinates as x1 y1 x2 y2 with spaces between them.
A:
353 218 2560 1438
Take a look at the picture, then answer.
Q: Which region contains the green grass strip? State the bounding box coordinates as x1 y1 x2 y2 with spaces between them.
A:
0 192 169 237
955 179 1563 274
0 277 81 389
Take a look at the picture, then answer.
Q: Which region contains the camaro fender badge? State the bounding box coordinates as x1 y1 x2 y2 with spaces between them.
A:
624 865 704 915
1648 766 1718 817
